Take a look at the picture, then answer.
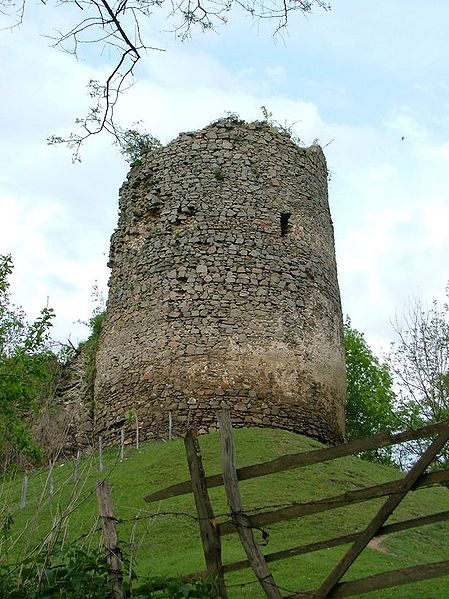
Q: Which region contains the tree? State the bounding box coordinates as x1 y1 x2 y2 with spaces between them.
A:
388 290 449 468
1 0 330 159
0 254 55 468
344 318 396 464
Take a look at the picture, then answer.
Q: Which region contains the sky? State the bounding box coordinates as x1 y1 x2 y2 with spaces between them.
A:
0 0 448 355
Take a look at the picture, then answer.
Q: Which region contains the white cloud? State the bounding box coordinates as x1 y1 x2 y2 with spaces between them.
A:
0 29 127 343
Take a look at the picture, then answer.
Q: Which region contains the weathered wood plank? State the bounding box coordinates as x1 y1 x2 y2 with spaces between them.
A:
184 508 449 579
216 509 449 574
96 480 124 599
285 560 449 598
19 475 28 509
144 421 449 502
328 560 449 598
314 425 449 598
218 467 449 535
185 431 227 598
218 411 282 599
377 508 449 536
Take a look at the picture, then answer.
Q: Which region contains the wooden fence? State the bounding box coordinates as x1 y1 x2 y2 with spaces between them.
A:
145 412 449 598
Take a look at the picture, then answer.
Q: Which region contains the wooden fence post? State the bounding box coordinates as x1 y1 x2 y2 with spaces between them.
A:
120 428 125 463
217 411 282 599
73 449 81 481
96 480 124 599
49 468 54 496
185 431 227 598
99 436 104 472
19 475 28 509
135 412 140 449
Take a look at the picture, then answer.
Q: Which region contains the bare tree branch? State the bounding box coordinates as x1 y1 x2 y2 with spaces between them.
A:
0 0 330 158
389 291 449 468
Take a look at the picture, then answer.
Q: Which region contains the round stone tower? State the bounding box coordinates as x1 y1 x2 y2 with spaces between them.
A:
93 117 346 445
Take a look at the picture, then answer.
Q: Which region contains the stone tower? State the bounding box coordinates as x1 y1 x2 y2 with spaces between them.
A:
93 117 346 445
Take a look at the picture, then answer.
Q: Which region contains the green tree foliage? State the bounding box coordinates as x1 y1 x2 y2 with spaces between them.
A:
388 290 449 468
344 318 396 464
0 254 55 466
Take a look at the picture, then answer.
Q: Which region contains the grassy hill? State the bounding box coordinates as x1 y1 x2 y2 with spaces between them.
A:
2 427 449 598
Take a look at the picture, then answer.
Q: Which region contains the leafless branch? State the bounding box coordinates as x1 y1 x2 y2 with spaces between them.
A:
389 292 449 467
0 0 330 158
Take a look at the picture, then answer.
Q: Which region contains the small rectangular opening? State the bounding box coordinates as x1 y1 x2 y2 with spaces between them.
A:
280 212 292 236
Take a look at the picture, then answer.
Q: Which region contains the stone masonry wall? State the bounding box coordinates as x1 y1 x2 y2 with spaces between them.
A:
93 118 346 445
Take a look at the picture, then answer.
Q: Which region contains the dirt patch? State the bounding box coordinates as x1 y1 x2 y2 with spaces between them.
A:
367 536 390 554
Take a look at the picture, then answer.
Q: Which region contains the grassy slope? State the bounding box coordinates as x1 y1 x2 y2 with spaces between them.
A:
2 427 449 598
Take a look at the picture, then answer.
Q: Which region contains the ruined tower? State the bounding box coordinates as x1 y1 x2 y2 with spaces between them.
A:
93 117 346 445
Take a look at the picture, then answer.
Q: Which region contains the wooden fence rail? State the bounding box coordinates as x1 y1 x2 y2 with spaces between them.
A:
313 423 449 598
144 421 448 503
218 467 449 535
215 508 449 576
145 414 449 598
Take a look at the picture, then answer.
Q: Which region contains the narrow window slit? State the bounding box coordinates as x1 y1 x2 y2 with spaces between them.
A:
280 212 292 236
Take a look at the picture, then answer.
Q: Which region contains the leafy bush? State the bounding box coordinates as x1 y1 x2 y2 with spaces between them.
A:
119 126 162 164
0 541 216 599
134 574 218 598
0 254 56 468
0 543 111 598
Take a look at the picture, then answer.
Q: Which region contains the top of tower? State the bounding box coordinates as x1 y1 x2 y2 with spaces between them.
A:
127 113 323 168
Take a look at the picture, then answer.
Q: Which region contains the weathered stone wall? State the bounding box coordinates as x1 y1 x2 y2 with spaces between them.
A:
36 348 94 456
93 118 346 445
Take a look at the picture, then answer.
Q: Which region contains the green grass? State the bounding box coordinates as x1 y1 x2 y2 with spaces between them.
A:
2 427 449 598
